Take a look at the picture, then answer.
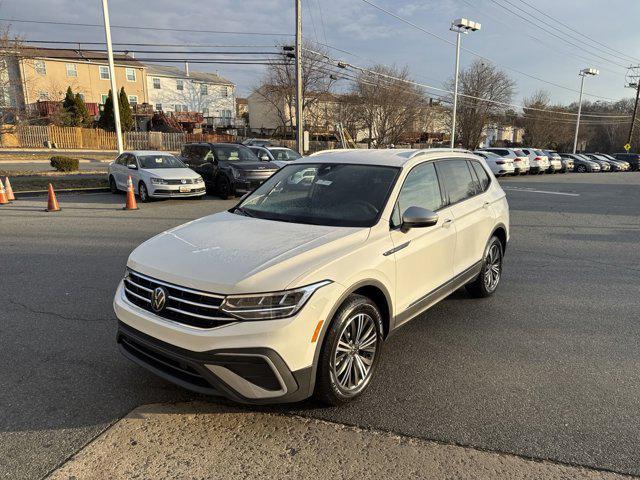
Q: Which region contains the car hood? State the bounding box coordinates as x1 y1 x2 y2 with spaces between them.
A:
127 211 368 294
142 167 199 179
225 161 279 171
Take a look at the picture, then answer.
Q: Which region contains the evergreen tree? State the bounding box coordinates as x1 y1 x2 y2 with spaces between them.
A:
99 90 115 131
61 86 79 126
74 93 93 127
118 87 134 132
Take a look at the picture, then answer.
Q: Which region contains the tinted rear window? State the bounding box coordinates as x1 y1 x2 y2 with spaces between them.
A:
437 160 477 204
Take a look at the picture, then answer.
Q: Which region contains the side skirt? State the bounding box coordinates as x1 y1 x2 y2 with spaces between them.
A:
391 261 483 331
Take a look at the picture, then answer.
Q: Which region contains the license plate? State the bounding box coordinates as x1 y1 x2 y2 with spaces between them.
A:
179 186 191 193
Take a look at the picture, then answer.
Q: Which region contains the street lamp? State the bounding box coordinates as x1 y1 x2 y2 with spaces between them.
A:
572 67 599 154
450 18 481 149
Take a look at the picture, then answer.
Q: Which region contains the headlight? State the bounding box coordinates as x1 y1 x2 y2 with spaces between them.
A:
195 176 204 183
150 177 167 185
221 280 332 320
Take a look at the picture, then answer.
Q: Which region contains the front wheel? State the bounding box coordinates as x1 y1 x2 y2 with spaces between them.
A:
314 294 383 406
216 176 232 200
109 175 118 194
576 165 587 173
466 236 504 298
138 182 151 203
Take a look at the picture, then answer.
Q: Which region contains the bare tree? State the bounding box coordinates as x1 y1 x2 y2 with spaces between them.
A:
353 64 425 147
254 42 335 135
445 60 516 149
0 27 27 131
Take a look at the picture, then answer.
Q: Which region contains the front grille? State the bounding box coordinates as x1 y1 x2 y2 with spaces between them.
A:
123 270 236 328
164 178 199 185
244 170 277 180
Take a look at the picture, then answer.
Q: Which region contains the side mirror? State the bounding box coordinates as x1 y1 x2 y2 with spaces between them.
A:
127 164 138 170
401 206 439 232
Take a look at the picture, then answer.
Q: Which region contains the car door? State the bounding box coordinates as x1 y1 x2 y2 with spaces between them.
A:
116 154 135 189
389 161 456 324
436 159 495 276
111 153 126 188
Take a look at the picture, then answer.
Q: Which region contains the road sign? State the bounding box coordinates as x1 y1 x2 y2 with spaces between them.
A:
624 143 631 152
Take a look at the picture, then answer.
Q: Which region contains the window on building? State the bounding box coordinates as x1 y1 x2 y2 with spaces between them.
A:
128 95 138 105
174 104 188 112
153 77 161 89
65 63 77 77
78 93 85 101
101 94 109 105
176 79 183 91
34 60 46 75
99 66 110 80
125 68 136 82
221 109 232 118
202 107 209 116
37 91 49 101
221 86 228 97
155 103 163 111
200 84 208 95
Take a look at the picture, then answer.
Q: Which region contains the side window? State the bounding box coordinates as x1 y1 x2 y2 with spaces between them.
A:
437 159 478 204
392 162 443 226
470 161 490 192
115 154 127 166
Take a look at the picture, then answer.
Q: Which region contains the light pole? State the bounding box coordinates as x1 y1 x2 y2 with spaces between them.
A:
101 0 123 153
294 0 304 154
572 67 599 154
450 18 481 149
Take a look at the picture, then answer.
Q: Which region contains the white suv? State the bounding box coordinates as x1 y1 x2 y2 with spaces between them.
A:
114 149 509 405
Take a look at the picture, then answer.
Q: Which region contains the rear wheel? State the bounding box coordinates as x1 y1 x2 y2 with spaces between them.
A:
314 294 383 406
466 236 503 298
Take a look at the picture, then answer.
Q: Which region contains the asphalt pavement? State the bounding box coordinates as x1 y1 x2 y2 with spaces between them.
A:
1 172 639 479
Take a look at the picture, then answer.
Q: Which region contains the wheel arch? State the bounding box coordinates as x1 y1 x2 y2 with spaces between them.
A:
491 223 508 254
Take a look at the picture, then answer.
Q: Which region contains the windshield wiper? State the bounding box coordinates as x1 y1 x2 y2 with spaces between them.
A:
234 206 255 218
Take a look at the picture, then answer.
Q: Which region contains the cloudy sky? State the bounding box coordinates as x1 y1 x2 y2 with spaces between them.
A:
2 0 639 107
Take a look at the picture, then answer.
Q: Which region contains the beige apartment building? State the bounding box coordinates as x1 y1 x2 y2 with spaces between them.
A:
3 47 148 109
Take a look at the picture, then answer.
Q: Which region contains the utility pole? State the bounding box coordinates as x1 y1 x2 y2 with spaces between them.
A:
101 0 123 153
572 68 599 154
626 66 640 150
295 0 304 154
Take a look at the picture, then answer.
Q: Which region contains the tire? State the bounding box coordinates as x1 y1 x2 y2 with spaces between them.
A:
109 175 118 194
466 236 504 298
314 294 384 406
576 164 587 173
216 176 232 200
138 182 151 203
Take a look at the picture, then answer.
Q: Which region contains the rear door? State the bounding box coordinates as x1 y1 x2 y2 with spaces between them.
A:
389 161 456 323
436 159 496 276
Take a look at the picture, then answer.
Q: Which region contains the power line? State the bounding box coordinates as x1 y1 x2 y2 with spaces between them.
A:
514 0 640 64
356 0 621 102
21 40 278 48
0 17 293 36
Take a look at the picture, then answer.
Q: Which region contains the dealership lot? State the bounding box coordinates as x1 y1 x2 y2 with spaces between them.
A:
1 173 639 479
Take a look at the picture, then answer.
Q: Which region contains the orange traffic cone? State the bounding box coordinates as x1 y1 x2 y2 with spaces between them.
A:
45 183 60 212
4 177 15 201
0 179 8 205
123 175 138 210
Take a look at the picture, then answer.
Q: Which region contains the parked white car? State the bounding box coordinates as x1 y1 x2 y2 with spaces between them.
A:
114 148 509 405
473 150 515 176
479 148 530 175
108 151 205 202
520 148 550 174
248 146 303 168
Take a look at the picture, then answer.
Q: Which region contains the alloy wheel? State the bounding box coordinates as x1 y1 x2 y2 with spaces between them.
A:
483 243 502 292
332 312 378 394
139 184 148 202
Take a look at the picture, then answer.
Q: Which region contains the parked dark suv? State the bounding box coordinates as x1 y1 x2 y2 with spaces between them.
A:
613 153 640 171
180 143 279 199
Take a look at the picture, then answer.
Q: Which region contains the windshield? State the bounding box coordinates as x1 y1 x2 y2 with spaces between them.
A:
269 148 302 161
237 163 400 227
138 154 185 169
213 145 259 162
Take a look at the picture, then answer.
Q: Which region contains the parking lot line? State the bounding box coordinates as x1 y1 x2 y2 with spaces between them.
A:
503 186 580 196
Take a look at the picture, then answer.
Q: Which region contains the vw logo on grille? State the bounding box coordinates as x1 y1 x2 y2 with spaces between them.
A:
181 179 187 184
151 286 167 312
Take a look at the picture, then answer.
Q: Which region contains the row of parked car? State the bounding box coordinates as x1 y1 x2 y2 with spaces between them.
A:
107 142 640 202
474 147 639 176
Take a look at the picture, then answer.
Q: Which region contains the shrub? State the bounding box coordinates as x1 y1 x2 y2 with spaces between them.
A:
50 156 79 172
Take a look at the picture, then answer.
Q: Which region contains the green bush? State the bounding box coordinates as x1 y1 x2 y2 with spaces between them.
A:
50 156 79 172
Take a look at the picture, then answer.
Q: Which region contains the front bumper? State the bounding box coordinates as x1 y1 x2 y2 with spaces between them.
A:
233 177 273 194
149 184 206 198
113 279 341 403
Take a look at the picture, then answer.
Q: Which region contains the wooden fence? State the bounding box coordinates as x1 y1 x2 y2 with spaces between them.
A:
1 125 235 151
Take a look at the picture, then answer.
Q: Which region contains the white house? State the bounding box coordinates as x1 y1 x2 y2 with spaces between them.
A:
145 64 236 127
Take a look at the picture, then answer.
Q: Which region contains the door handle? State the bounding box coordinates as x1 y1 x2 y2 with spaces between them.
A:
483 201 491 209
442 218 453 228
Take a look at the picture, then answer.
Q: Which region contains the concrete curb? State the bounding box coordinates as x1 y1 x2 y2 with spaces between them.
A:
14 187 110 197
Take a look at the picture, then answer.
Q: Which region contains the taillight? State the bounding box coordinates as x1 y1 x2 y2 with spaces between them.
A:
496 160 505 164
535 156 542 160
513 158 522 162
